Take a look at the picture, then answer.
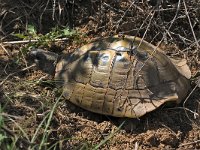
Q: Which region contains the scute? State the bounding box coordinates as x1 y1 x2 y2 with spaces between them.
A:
55 35 191 118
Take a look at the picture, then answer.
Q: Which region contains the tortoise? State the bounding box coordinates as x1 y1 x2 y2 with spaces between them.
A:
29 35 191 118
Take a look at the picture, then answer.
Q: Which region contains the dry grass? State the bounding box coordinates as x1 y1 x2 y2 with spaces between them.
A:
0 0 200 149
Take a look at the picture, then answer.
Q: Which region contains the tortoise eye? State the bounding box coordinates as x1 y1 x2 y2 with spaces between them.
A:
35 54 41 60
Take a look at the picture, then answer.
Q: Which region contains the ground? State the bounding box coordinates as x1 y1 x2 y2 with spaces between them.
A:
0 0 200 149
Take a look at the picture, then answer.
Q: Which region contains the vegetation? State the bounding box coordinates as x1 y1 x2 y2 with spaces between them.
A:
0 0 200 149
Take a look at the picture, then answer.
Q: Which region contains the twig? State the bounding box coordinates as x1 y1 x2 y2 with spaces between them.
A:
0 64 36 86
167 106 199 117
39 0 50 30
0 44 11 57
52 0 56 20
179 140 200 147
183 84 199 108
1 112 24 120
103 2 124 13
115 1 136 31
169 31 193 43
134 141 139 150
2 37 69 44
181 83 200 123
1 126 15 137
159 123 177 136
183 0 200 49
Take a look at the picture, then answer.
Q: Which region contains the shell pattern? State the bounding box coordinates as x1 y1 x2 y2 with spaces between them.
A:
55 35 190 118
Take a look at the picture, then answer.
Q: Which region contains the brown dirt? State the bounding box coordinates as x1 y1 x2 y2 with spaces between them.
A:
1 0 200 149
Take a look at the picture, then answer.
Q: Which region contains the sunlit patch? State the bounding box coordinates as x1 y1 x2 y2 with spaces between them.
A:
116 54 127 62
114 46 130 52
101 54 109 62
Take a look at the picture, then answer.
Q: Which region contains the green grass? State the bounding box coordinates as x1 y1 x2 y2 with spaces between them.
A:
0 81 63 149
37 94 62 150
0 105 18 150
13 25 83 62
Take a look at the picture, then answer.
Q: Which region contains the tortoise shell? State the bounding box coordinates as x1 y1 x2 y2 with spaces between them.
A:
54 35 190 118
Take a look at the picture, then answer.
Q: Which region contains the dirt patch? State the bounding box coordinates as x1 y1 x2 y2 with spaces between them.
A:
1 40 200 150
1 0 200 149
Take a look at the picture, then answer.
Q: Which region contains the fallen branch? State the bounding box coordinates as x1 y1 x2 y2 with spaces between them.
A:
2 37 69 44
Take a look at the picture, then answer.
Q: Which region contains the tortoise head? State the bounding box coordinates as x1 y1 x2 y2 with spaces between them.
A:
29 48 59 75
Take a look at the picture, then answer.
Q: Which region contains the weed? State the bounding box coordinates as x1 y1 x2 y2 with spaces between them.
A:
0 106 17 150
14 25 82 56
